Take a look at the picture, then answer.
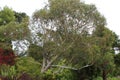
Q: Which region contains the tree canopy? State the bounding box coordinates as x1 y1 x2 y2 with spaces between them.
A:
0 6 15 25
0 1 120 80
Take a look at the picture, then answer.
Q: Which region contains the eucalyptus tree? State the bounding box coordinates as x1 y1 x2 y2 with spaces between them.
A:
29 0 107 74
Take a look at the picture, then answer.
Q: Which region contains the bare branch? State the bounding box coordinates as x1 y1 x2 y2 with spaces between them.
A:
51 64 93 71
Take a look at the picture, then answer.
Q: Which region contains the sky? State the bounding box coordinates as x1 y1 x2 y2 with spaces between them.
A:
0 0 120 36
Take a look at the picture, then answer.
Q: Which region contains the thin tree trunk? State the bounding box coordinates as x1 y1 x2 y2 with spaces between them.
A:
102 69 107 80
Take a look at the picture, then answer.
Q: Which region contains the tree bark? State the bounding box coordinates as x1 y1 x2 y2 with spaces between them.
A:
102 69 107 80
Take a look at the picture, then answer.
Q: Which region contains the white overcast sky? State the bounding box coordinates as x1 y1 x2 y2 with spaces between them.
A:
0 0 120 36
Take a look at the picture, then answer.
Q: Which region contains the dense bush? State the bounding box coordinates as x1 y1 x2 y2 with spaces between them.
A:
15 57 41 79
0 48 16 66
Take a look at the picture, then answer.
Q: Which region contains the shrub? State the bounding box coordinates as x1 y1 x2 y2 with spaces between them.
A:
0 48 16 66
15 57 41 79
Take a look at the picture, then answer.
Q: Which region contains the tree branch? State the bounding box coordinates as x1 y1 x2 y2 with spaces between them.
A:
51 64 93 71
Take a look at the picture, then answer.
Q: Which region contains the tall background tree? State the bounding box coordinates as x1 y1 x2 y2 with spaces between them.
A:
0 6 30 55
0 6 15 25
28 0 118 80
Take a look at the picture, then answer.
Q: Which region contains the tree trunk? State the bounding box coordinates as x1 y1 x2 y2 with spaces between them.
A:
102 69 107 80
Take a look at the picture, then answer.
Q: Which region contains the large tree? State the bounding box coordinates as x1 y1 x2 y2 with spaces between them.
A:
29 0 107 75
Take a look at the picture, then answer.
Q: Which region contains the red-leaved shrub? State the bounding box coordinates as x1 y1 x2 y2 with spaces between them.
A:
0 48 16 66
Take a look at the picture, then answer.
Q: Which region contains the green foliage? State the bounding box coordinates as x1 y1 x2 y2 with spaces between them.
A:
113 53 120 76
14 11 29 23
114 53 120 66
30 1 120 80
93 77 102 80
0 21 29 42
28 44 43 62
39 59 77 80
56 69 77 80
0 0 119 80
0 10 29 45
94 77 120 80
41 69 56 80
0 6 15 25
0 65 17 79
92 26 117 80
15 57 41 78
107 77 120 80
31 0 107 74
0 6 30 54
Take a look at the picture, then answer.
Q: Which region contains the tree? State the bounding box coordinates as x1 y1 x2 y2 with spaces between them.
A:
114 53 120 76
93 26 116 80
14 11 29 23
29 0 106 76
0 6 30 55
0 6 15 25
